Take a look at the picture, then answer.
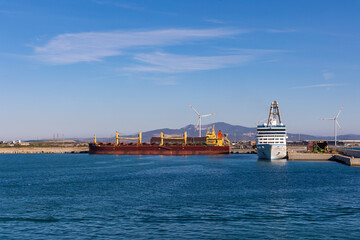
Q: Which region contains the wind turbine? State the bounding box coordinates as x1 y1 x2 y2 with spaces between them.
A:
320 106 343 147
189 104 215 137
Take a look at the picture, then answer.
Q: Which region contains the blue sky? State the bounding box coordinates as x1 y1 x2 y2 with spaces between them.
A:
0 0 359 140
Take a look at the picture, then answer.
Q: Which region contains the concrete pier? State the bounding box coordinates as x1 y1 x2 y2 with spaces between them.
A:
287 151 334 161
333 154 360 166
231 148 256 154
333 147 360 158
287 149 360 166
0 147 88 154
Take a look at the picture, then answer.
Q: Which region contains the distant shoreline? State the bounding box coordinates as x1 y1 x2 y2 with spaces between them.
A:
0 146 88 154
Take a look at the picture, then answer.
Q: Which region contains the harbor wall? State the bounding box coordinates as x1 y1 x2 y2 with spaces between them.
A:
287 148 360 166
231 148 256 154
334 148 360 158
0 147 88 154
333 154 360 166
287 151 334 161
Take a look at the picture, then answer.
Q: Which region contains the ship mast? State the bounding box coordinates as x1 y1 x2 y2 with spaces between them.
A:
267 101 282 125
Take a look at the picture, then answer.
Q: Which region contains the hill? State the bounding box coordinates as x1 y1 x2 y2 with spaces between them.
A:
119 122 360 142
65 122 360 143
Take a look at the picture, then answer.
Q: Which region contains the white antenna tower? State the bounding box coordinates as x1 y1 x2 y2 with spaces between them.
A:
320 106 343 147
189 104 215 137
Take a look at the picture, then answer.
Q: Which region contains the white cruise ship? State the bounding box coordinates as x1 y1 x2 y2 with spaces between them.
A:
257 101 287 160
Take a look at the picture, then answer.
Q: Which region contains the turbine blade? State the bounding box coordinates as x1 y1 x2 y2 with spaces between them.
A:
336 120 343 131
336 106 343 119
201 113 216 118
319 118 334 120
188 104 200 116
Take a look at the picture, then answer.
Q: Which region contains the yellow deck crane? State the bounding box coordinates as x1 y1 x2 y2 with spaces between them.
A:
115 131 142 146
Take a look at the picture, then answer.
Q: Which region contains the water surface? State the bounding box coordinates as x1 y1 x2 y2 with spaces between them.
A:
1 154 360 239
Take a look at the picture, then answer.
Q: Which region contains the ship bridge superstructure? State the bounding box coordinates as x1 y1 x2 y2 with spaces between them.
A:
257 125 286 145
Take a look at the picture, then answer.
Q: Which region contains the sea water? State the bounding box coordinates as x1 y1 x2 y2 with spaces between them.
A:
1 154 360 239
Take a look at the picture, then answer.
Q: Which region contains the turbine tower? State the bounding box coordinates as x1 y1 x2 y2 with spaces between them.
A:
189 104 215 137
320 106 343 147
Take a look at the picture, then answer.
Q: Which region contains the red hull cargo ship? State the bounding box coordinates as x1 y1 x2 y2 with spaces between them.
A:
89 126 231 155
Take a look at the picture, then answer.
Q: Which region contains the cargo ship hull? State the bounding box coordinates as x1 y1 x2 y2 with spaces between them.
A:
89 143 230 155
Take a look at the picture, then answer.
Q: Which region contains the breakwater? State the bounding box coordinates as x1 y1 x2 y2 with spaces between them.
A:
0 147 88 154
288 147 360 166
231 148 256 154
288 151 334 161
335 147 360 158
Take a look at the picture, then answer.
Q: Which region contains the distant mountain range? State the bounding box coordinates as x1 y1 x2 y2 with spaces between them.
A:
84 122 360 143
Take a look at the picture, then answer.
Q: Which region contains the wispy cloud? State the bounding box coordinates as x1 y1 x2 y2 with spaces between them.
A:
123 52 255 73
92 0 142 10
222 48 288 54
33 28 243 64
148 76 178 85
0 9 22 15
264 28 296 33
292 83 344 89
322 71 334 80
204 18 226 24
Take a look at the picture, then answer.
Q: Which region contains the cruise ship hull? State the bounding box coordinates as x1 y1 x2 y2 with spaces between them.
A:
257 144 287 160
